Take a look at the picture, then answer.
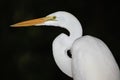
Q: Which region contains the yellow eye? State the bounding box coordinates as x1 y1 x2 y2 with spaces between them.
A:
53 16 56 19
46 16 56 21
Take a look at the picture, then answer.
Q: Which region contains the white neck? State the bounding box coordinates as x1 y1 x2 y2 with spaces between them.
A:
52 18 82 77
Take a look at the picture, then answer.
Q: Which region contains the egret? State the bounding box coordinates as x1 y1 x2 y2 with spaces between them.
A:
11 11 120 80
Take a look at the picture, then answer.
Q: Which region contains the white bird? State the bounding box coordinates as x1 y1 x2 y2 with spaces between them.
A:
11 11 120 80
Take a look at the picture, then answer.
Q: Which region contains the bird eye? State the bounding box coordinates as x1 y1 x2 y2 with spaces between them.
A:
53 16 56 19
46 16 56 21
67 50 72 58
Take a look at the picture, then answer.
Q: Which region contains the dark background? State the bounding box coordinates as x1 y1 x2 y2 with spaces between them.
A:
0 0 120 80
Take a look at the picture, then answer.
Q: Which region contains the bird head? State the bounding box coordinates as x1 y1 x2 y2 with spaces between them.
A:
11 11 82 38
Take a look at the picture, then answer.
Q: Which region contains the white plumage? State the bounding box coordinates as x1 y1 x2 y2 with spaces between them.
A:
11 11 120 80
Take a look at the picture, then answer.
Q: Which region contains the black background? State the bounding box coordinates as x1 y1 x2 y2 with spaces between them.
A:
0 0 120 80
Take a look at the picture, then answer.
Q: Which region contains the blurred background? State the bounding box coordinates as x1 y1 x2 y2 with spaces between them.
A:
0 0 120 80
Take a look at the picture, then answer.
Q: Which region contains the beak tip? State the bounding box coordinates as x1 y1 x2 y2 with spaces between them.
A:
10 24 22 27
10 24 17 27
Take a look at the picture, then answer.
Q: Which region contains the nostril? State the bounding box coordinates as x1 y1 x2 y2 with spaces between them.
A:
67 50 72 58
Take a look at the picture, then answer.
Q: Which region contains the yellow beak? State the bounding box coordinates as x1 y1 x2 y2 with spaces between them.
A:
11 16 56 27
